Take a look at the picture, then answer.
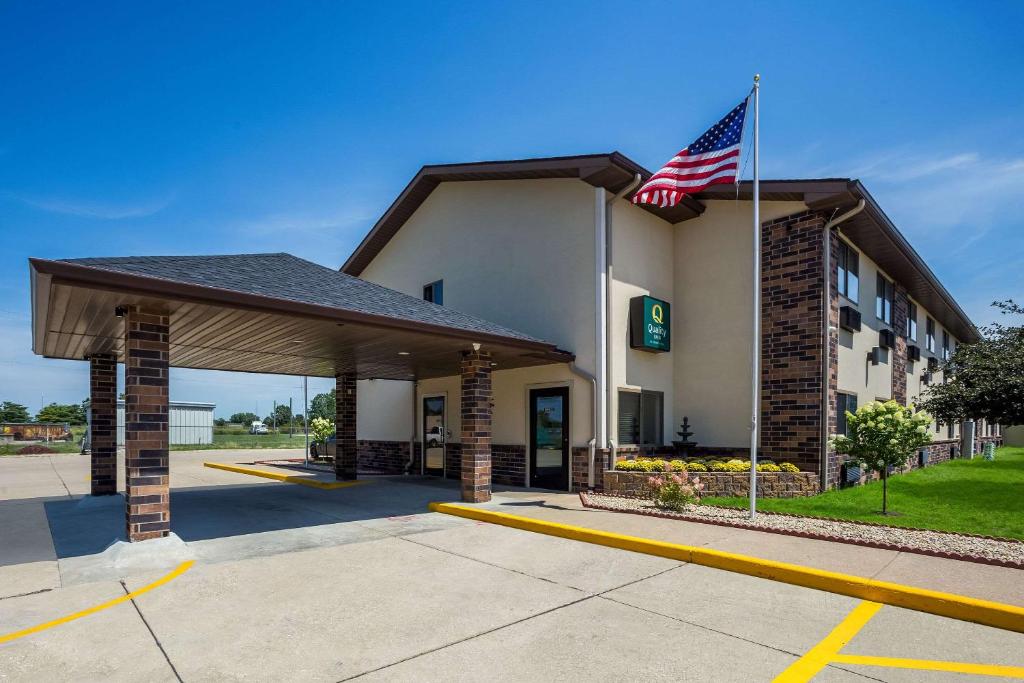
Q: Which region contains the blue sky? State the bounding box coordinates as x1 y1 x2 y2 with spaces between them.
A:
1 1 1022 418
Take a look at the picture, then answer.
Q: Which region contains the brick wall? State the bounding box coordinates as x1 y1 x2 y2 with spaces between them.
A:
492 444 526 486
123 308 170 542
761 210 831 476
89 353 117 496
357 440 409 474
460 349 492 502
571 447 608 492
335 372 357 480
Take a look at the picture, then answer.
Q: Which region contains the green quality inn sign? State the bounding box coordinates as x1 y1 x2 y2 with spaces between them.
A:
629 295 671 353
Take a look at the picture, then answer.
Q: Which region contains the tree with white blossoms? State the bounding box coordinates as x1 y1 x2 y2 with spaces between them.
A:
830 400 933 515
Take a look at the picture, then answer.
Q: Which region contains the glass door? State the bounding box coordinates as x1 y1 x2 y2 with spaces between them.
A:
529 387 569 490
422 396 446 477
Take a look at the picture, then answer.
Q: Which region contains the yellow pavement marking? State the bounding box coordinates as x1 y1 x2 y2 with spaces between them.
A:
0 561 193 646
429 503 1024 633
203 462 365 489
833 654 1024 679
773 601 882 682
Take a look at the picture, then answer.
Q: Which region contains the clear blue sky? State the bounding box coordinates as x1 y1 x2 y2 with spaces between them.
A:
2 1 1022 418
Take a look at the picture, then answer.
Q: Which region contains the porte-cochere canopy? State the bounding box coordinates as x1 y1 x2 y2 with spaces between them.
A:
29 252 573 378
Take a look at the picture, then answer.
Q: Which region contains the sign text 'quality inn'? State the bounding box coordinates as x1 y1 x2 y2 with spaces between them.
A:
629 295 671 353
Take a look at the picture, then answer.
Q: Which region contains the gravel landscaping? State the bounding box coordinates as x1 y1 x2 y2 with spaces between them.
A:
583 492 1024 568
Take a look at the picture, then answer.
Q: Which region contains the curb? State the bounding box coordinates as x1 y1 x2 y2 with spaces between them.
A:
428 502 1024 634
203 462 365 490
579 493 1024 571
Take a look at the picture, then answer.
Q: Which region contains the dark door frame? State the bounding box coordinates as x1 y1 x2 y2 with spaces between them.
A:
529 386 570 491
422 394 446 477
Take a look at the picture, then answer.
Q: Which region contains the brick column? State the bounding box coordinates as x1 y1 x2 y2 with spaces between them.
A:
335 372 357 480
89 353 117 495
460 349 492 503
892 285 909 405
124 307 170 542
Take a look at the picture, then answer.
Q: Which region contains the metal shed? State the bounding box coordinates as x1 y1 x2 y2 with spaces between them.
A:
116 400 215 446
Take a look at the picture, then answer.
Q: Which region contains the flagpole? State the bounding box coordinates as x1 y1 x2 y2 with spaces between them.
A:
749 74 760 520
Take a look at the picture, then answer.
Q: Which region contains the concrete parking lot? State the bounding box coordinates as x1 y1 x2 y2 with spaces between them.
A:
1 450 1023 681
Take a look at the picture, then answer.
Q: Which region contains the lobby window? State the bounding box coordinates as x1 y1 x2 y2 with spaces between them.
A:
837 241 859 302
423 280 443 305
942 330 950 360
875 273 894 325
836 393 857 435
926 317 936 352
617 389 663 446
906 302 918 341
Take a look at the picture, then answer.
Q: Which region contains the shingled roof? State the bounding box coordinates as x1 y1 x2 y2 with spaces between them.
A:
60 253 551 344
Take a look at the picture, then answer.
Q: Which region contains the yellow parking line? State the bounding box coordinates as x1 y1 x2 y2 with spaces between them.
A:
429 503 1024 633
203 462 365 489
832 654 1024 679
773 601 882 682
0 561 193 645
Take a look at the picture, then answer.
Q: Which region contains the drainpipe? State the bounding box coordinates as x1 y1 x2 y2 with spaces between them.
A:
820 199 865 490
569 362 598 489
604 173 643 470
405 380 418 474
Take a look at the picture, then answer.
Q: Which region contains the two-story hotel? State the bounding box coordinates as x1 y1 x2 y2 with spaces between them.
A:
339 153 999 494
30 152 1003 537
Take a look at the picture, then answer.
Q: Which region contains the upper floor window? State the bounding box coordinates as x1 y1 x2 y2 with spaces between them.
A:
875 273 894 325
906 302 918 341
837 241 859 303
423 280 443 305
926 317 936 353
942 330 951 361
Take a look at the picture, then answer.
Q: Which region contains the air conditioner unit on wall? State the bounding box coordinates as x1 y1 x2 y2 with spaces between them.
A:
907 345 921 361
879 329 896 349
927 356 939 371
839 306 861 332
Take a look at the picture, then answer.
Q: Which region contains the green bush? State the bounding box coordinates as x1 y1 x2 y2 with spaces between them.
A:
757 462 782 472
709 461 728 472
668 459 687 472
647 471 705 511
779 462 800 473
686 462 708 472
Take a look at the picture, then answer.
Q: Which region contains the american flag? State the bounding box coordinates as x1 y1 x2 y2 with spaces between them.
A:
632 98 749 208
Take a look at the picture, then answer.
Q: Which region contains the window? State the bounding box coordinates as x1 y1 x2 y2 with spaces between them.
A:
423 280 443 305
836 393 857 435
617 389 663 445
926 317 936 353
942 330 950 361
875 273 894 324
947 422 955 439
837 241 859 303
906 302 918 341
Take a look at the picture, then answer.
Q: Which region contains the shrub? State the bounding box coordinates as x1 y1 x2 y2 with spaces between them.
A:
756 462 782 472
686 462 707 472
309 417 335 443
615 459 642 471
647 471 705 511
708 461 728 472
723 459 750 472
779 462 800 473
668 459 687 472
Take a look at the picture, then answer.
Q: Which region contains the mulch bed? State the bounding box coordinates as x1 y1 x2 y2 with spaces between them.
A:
15 445 58 455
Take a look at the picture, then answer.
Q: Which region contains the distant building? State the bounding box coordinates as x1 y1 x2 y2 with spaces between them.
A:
114 401 215 446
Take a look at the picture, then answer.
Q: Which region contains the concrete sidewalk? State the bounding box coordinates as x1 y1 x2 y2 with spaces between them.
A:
478 490 1024 607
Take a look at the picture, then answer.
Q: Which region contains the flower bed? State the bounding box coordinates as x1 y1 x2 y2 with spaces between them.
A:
603 469 819 498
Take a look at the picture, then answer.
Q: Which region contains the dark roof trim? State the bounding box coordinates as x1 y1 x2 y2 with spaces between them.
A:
341 152 705 276
28 258 575 359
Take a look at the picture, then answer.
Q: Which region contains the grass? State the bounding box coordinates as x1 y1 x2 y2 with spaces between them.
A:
703 446 1024 540
2 425 308 454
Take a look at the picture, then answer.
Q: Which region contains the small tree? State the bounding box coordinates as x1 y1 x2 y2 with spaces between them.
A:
36 402 87 424
229 412 259 425
0 401 31 423
831 400 933 515
309 417 334 444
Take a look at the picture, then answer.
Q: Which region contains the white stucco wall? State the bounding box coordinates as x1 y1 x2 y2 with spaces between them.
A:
671 200 806 447
357 379 414 441
359 179 597 373
608 198 676 445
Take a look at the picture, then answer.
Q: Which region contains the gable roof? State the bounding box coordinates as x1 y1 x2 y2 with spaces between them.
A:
341 154 979 344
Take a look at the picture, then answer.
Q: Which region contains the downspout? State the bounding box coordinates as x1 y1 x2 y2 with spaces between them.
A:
568 362 598 489
405 380 418 474
605 173 643 469
820 199 865 490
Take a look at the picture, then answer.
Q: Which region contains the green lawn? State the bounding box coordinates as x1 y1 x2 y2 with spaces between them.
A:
704 446 1024 540
2 426 308 454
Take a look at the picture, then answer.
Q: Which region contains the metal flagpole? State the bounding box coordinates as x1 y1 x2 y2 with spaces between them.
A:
749 74 760 519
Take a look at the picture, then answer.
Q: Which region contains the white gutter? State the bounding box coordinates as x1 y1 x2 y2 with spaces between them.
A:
820 199 865 490
603 173 642 470
568 362 598 489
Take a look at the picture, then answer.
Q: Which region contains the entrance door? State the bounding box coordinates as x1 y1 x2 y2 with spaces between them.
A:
529 387 569 490
422 396 446 477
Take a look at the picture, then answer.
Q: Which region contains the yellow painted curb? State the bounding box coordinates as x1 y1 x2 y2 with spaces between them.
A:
204 462 365 490
429 503 1024 634
0 561 194 645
